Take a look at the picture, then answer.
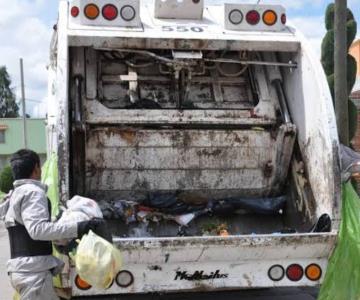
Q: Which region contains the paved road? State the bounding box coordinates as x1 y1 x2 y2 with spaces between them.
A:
0 223 13 300
0 224 318 300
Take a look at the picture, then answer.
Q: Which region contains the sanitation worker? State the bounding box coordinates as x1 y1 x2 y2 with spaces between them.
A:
0 149 104 300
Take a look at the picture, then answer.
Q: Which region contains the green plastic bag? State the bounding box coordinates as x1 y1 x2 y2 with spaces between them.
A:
318 183 360 300
41 154 65 289
41 153 60 218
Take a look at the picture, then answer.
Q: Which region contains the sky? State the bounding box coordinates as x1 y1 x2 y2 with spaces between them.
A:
0 0 359 118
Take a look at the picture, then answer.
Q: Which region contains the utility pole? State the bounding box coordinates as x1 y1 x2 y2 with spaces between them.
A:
20 58 28 148
334 0 349 145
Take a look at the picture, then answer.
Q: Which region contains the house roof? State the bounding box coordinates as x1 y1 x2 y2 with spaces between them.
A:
351 90 360 100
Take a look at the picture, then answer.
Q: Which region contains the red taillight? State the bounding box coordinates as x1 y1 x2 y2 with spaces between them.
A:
71 6 80 18
286 264 304 281
246 10 260 25
281 13 287 25
102 4 118 21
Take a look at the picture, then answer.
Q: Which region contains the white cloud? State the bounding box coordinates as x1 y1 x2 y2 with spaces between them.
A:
291 16 326 57
0 0 54 118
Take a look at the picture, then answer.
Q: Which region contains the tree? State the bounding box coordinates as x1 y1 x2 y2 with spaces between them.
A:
321 4 358 141
0 165 14 194
0 66 19 118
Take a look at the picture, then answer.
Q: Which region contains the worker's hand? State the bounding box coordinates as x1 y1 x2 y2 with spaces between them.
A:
77 218 106 238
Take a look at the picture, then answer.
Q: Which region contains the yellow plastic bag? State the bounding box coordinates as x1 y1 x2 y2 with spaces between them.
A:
74 230 122 289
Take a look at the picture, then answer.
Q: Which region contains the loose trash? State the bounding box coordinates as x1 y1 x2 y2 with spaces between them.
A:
98 194 287 230
73 230 122 290
54 196 103 246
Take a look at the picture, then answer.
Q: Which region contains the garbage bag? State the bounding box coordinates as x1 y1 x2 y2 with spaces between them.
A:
318 182 360 300
227 196 286 214
73 230 122 289
41 153 60 218
66 196 103 219
40 154 63 289
54 196 103 246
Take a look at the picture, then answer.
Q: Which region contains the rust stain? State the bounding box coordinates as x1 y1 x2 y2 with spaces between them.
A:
234 133 250 144
119 129 137 145
243 274 252 287
98 127 138 145
197 149 222 157
148 265 162 271
263 161 274 178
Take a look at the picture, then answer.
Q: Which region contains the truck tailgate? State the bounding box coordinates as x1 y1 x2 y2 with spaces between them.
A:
72 233 337 296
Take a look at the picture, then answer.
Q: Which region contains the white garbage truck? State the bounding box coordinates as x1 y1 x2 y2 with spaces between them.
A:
47 0 342 297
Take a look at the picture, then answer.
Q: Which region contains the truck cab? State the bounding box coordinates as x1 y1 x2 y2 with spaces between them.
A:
47 0 340 297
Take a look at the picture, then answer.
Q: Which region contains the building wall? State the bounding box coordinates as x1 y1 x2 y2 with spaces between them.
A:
0 119 47 169
350 40 360 77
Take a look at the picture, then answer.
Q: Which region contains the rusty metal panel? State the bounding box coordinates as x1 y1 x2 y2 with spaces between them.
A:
85 101 275 125
85 128 294 196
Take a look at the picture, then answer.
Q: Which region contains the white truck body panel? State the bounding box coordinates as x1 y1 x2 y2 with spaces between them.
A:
72 233 336 296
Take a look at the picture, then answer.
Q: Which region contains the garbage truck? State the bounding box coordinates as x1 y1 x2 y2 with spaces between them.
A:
47 0 343 297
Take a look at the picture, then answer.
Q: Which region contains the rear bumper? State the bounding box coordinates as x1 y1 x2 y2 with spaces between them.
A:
71 233 337 296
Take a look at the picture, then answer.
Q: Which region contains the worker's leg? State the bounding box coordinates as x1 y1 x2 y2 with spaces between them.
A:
9 271 59 300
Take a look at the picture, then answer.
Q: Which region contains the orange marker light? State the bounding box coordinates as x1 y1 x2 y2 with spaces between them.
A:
305 264 322 281
75 275 92 290
263 10 277 26
84 4 100 20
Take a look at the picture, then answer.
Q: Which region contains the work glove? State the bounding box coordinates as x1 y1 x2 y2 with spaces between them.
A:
77 218 113 243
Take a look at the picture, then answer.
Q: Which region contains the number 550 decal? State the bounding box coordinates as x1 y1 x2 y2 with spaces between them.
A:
162 26 205 32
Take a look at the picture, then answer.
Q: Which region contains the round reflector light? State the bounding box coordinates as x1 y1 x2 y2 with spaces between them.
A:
84 4 100 20
229 9 243 25
102 4 118 21
246 10 260 25
263 10 277 26
281 13 287 25
116 270 134 288
286 264 304 282
268 265 285 281
71 6 80 18
120 5 136 21
305 264 322 281
75 275 92 290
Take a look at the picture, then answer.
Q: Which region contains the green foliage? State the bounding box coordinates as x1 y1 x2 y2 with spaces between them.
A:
321 4 358 141
0 66 19 118
0 165 14 194
321 30 334 76
347 20 357 48
325 3 355 31
325 4 335 31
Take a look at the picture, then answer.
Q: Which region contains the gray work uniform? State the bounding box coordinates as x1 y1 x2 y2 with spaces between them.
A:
0 179 78 300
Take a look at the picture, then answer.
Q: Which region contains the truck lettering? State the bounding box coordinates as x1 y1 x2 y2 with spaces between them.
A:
162 26 205 32
174 270 228 281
